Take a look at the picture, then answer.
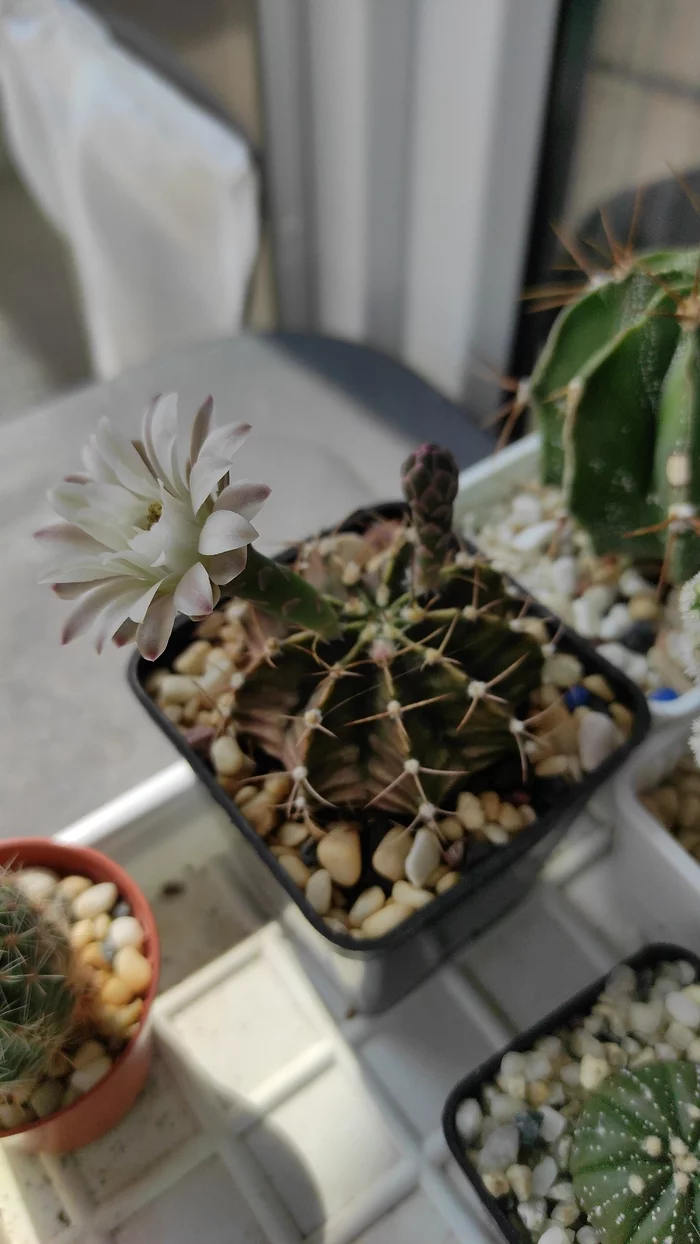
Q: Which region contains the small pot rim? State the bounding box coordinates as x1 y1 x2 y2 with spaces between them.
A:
0 837 160 1143
129 501 651 956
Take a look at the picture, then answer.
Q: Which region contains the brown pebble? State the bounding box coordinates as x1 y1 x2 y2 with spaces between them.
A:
72 1040 107 1070
196 611 225 638
242 792 278 837
481 791 501 821
277 821 309 848
79 942 109 970
582 674 614 702
440 815 465 841
114 946 153 994
519 804 537 827
539 683 561 707
610 702 634 736
93 913 111 941
173 640 210 677
317 823 362 887
424 863 450 888
535 755 569 777
57 875 93 902
278 854 311 888
264 773 293 802
372 826 411 883
654 785 679 826
70 919 96 950
101 977 135 1006
436 871 460 894
235 785 257 808
680 794 700 831
629 594 659 622
498 803 522 832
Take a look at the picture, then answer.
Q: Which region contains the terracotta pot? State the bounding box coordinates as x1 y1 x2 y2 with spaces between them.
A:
0 838 160 1153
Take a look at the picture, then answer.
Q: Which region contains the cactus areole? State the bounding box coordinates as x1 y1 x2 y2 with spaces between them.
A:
228 443 544 824
571 1061 700 1244
529 247 700 584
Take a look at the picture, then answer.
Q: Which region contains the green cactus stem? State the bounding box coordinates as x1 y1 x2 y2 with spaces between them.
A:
226 545 341 640
0 877 77 1100
527 246 700 583
570 1061 700 1244
402 444 460 594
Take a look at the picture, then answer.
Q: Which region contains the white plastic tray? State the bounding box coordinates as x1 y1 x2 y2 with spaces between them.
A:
0 761 661 1244
456 432 700 726
613 720 700 950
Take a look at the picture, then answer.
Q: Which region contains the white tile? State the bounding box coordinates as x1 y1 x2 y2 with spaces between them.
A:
351 1188 460 1244
246 1065 401 1236
170 955 322 1100
360 975 493 1136
151 857 255 992
64 1055 199 1203
113 1157 268 1244
458 888 602 1029
0 1150 69 1242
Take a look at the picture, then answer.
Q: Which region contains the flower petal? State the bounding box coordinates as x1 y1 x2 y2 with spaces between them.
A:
35 524 108 558
198 421 251 465
95 418 160 499
136 593 176 661
208 547 247 585
60 579 137 645
199 510 258 556
112 619 138 648
127 582 161 625
214 481 271 521
53 579 113 599
189 396 214 469
174 562 214 618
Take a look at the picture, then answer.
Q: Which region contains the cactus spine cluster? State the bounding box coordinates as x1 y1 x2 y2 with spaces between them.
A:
527 246 700 584
0 876 77 1099
571 1060 700 1244
231 445 544 826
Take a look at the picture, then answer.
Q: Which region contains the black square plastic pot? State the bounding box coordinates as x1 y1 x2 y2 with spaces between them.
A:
442 942 700 1244
128 502 650 1014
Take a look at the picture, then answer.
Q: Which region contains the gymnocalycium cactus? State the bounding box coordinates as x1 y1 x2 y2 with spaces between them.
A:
0 876 78 1100
527 246 700 584
233 444 544 823
570 1060 700 1244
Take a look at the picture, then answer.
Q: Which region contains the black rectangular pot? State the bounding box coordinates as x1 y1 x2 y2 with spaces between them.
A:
442 942 700 1244
128 502 650 1014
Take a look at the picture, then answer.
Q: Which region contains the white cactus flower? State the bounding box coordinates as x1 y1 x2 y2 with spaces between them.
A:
36 394 270 659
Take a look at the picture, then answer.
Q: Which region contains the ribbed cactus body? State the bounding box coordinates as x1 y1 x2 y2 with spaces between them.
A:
0 879 76 1097
571 1061 700 1244
233 447 544 822
530 247 700 583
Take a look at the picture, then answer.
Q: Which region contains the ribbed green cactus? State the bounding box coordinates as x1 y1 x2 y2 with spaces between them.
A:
0 877 77 1101
571 1061 700 1244
232 445 544 823
529 247 700 583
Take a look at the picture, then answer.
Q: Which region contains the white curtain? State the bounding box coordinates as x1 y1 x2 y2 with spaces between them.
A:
0 0 259 379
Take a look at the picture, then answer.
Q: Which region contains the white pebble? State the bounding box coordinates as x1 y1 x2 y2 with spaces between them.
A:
392 880 433 909
210 735 245 776
532 1156 558 1196
543 653 583 688
666 990 700 1028
666 1021 695 1051
512 494 544 526
160 674 199 704
14 868 58 905
519 1200 547 1233
71 1055 113 1095
361 902 412 938
552 1203 580 1228
578 711 620 772
72 881 117 920
477 1123 520 1173
629 999 664 1036
596 642 630 673
539 1105 567 1141
577 1229 601 1244
512 520 559 552
405 827 442 888
349 887 385 927
539 1226 570 1244
580 1054 610 1091
56 874 93 901
490 1093 524 1123
599 603 631 641
538 1035 564 1059
619 569 654 598
625 653 649 685
552 557 577 598
524 1050 552 1082
0 1102 30 1129
455 1097 482 1143
507 1163 533 1202
107 916 145 952
550 1181 575 1202
572 596 599 639
306 869 332 915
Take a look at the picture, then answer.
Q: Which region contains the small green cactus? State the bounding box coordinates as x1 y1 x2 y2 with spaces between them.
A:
570 1061 700 1244
528 246 700 583
232 445 544 823
0 876 77 1101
